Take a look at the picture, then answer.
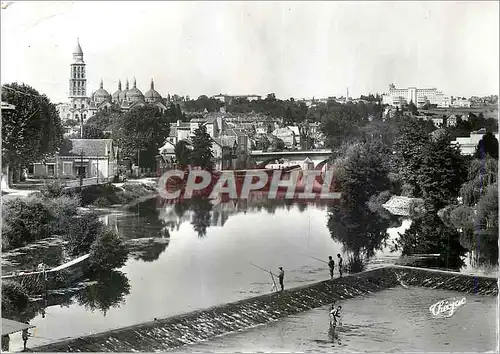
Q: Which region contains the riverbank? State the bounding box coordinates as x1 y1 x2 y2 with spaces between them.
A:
31 265 498 352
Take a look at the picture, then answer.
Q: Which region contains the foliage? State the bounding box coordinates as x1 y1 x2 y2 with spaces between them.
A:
1 280 29 318
64 212 106 257
112 106 171 168
407 101 418 115
82 124 108 139
43 195 81 236
320 104 365 148
393 119 431 197
58 138 74 155
332 140 391 207
184 95 224 112
88 228 129 272
39 180 65 198
476 183 498 231
2 83 63 183
394 213 466 270
459 156 497 206
417 131 468 210
474 132 499 159
174 140 191 167
2 198 53 249
189 124 215 170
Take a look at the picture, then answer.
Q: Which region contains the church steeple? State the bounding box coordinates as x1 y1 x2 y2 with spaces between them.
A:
133 77 137 88
99 79 103 89
150 78 154 90
118 80 122 90
125 79 129 90
69 37 86 98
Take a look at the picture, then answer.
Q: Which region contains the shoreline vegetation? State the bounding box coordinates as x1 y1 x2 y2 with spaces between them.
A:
1 179 158 319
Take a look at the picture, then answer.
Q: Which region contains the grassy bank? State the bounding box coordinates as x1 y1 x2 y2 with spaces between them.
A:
62 181 158 207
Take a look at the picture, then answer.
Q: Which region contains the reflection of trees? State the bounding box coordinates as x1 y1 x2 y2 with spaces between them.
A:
75 270 130 316
126 233 170 262
327 204 392 273
190 197 213 237
119 199 167 240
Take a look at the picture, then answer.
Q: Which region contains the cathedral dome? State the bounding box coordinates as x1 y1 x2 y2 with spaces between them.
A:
119 79 130 102
144 78 162 103
127 78 144 102
93 79 111 103
112 80 122 102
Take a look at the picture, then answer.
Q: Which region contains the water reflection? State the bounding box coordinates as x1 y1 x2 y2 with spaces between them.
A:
327 204 396 273
75 271 131 316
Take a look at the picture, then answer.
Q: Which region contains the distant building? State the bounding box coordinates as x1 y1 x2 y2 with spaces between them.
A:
451 129 499 156
382 83 450 108
57 39 170 128
212 94 262 103
450 97 471 108
447 114 458 127
31 139 117 179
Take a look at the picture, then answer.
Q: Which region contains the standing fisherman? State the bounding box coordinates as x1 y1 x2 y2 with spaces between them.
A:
278 267 284 291
328 256 335 279
22 323 30 351
337 254 343 278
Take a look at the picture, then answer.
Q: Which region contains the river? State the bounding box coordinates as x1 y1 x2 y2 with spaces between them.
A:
3 196 497 352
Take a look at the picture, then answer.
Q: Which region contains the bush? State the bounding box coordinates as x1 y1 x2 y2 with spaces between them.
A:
2 198 53 249
88 229 129 272
2 280 29 318
45 195 81 236
64 212 106 257
40 180 65 198
94 196 112 207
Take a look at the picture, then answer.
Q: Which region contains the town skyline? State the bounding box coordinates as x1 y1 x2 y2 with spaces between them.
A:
1 1 498 103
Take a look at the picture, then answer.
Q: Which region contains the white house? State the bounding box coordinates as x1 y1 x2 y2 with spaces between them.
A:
451 129 499 156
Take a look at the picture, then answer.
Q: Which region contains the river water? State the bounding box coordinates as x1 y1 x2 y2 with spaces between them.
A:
3 197 497 352
175 286 498 353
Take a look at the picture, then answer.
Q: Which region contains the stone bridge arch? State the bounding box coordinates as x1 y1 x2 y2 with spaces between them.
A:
256 156 284 169
315 159 332 171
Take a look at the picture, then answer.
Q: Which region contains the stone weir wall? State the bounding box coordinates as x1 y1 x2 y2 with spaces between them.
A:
32 266 498 353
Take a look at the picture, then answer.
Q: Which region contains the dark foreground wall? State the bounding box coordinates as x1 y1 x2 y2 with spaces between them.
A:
32 266 497 352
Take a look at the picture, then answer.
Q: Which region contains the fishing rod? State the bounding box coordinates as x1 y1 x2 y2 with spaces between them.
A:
242 258 279 292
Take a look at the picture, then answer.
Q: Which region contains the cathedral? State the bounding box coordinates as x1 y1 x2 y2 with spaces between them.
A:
57 39 169 125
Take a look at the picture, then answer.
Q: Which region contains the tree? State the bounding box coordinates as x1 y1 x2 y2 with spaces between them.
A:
88 229 129 272
112 106 171 169
82 124 106 139
393 119 431 197
64 212 106 256
2 83 64 185
332 140 391 207
174 140 191 168
417 131 468 210
189 125 214 170
407 101 418 115
320 104 365 149
474 132 499 159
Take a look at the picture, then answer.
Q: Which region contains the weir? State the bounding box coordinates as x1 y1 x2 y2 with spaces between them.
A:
31 266 498 352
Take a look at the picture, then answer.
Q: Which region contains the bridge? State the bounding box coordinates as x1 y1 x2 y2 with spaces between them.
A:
249 149 332 169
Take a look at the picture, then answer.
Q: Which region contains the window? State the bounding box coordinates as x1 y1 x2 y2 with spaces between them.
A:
74 104 77 109
83 114 86 120
63 162 72 175
47 164 55 176
81 104 84 109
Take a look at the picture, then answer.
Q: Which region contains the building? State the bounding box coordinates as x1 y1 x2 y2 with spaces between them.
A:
450 97 471 108
382 84 451 108
57 39 169 130
272 127 299 148
31 139 117 179
451 129 499 156
447 114 458 127
212 94 262 103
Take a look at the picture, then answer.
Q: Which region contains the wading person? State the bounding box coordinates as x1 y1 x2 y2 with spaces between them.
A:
22 323 30 351
337 254 343 277
328 256 335 279
278 267 284 291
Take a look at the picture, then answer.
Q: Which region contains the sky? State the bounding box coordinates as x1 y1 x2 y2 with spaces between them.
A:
1 1 498 103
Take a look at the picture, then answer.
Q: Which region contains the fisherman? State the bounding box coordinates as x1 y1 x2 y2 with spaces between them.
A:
328 256 335 279
278 267 284 291
337 254 343 277
22 323 30 351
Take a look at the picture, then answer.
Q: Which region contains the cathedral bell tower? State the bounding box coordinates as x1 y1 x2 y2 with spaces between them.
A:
68 38 88 132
